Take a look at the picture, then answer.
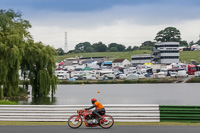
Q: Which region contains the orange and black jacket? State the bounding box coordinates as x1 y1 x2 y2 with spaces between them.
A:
87 101 104 110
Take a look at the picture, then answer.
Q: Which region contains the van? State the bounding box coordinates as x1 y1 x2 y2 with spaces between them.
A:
177 70 188 77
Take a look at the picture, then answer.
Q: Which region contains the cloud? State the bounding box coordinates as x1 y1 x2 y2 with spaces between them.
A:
2 0 200 50
26 2 200 29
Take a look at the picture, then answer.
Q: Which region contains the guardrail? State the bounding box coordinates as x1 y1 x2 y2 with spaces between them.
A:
0 104 160 122
160 105 200 123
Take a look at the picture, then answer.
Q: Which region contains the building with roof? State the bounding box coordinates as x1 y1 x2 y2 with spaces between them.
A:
152 42 180 64
101 61 112 67
131 54 152 66
63 58 78 66
131 42 180 66
79 57 107 64
112 59 131 68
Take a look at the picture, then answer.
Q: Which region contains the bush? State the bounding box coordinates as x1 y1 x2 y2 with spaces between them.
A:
186 77 200 83
0 100 19 105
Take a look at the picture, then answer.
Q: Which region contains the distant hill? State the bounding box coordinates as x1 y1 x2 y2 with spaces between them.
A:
54 50 200 63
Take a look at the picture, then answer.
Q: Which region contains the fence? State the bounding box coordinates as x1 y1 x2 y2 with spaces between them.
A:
0 104 160 122
160 105 200 123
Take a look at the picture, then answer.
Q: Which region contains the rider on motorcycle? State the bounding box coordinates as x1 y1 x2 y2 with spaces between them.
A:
85 98 105 120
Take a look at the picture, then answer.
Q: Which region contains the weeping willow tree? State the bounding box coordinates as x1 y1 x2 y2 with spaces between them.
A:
0 9 31 99
0 9 57 99
21 41 57 98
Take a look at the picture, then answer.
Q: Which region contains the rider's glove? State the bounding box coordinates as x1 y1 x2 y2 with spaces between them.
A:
85 108 88 110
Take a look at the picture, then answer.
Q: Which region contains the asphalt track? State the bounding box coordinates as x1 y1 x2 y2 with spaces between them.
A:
1 125 200 133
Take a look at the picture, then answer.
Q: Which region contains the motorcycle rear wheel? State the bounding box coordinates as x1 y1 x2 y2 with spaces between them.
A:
68 115 82 129
99 115 114 129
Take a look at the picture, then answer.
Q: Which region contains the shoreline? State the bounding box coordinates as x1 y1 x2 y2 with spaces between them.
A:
58 78 178 84
20 77 200 85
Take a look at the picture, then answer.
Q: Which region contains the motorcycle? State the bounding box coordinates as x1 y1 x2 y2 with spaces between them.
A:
68 109 114 129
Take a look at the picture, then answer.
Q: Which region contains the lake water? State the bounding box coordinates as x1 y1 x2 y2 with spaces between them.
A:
19 83 200 105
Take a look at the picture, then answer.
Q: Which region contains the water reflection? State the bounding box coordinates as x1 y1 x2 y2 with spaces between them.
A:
16 83 200 105
17 97 57 105
31 97 57 105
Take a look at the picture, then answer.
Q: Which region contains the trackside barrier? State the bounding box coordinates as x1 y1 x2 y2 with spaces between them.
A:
0 104 160 122
160 105 200 122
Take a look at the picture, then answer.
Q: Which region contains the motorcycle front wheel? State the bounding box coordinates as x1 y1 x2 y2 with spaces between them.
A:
68 115 82 129
99 115 114 129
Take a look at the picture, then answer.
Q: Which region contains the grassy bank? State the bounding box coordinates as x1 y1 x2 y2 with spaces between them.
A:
0 100 19 105
54 50 150 62
1 121 200 126
54 50 200 63
179 51 200 63
186 77 200 83
58 78 177 84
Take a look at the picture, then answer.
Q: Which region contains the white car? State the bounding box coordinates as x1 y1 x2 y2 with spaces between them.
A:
119 74 127 79
138 74 145 79
153 72 166 78
170 72 178 78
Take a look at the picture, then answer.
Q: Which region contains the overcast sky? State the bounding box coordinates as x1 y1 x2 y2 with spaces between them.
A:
1 0 200 50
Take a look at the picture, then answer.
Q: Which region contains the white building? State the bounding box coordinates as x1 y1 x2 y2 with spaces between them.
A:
152 42 180 64
112 59 131 68
131 54 152 66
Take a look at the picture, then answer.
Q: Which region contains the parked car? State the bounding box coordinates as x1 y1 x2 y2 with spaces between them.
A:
176 70 188 77
72 75 84 80
126 74 139 80
170 72 178 78
138 74 145 79
98 76 104 80
119 74 127 79
115 73 123 79
153 72 166 78
104 74 115 80
195 71 200 77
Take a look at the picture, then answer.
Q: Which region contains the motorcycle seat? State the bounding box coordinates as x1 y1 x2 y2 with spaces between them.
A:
100 112 105 115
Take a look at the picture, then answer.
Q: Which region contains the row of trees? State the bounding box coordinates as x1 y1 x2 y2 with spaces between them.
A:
68 42 127 53
61 27 199 54
0 9 57 99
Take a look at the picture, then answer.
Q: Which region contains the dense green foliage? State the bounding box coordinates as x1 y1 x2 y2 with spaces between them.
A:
0 9 57 99
0 9 31 98
155 27 181 42
21 41 57 97
55 48 65 55
140 41 155 50
70 42 127 53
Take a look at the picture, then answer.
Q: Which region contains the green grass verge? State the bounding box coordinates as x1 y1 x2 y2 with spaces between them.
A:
186 77 200 83
180 51 200 63
0 100 19 105
1 121 200 126
54 50 200 63
54 50 150 62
